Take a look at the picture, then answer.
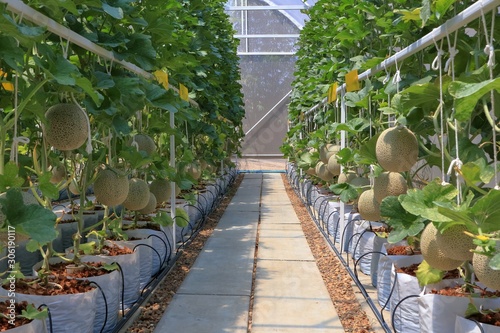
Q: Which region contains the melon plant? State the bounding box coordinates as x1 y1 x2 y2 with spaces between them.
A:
376 125 418 172
420 223 463 271
44 103 89 151
122 178 150 211
315 161 334 181
472 243 500 290
93 169 129 207
129 134 156 156
373 171 407 204
149 179 181 203
357 189 381 221
435 224 474 261
138 192 157 215
326 154 341 176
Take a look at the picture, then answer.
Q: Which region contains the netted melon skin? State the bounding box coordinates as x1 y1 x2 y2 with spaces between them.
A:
129 134 156 156
122 178 150 211
94 169 129 207
357 189 381 221
376 126 418 172
435 224 474 261
373 172 407 204
420 223 463 271
45 104 89 151
473 245 500 291
138 192 157 214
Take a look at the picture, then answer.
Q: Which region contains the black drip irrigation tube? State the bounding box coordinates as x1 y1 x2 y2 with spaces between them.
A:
286 166 392 333
109 169 237 333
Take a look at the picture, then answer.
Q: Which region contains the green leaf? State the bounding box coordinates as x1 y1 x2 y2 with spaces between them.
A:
20 304 48 321
394 8 422 23
102 3 124 19
461 158 495 186
94 71 115 89
16 205 57 244
435 0 458 19
37 172 60 200
0 162 25 192
329 183 359 203
80 242 96 255
152 211 173 227
401 181 457 222
420 0 431 27
75 77 102 107
175 208 189 227
470 190 500 233
464 301 480 318
387 228 409 244
400 83 440 111
416 260 445 286
449 78 500 121
490 253 500 270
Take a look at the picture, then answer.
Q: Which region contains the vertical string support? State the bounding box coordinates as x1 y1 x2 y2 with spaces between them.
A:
170 110 176 247
339 87 347 244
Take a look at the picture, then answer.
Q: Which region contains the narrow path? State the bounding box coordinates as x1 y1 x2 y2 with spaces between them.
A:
153 173 341 332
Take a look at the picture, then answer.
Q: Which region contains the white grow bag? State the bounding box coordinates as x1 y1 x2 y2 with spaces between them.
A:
455 315 500 333
3 319 46 333
419 280 500 333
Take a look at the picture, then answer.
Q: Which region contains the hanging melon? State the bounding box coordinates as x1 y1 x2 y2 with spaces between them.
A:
473 243 500 290
373 171 407 204
326 154 341 176
315 161 334 181
357 189 381 221
138 192 157 215
122 178 150 211
50 165 66 184
129 134 156 156
420 223 463 271
337 172 357 184
44 103 89 151
185 163 202 180
319 144 340 164
93 169 129 207
435 224 475 261
376 125 418 172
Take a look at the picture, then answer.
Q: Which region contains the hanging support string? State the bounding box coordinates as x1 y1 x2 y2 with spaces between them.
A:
9 69 30 164
480 5 499 189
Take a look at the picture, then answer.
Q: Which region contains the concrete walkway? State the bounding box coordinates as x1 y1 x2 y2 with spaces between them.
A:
153 173 341 333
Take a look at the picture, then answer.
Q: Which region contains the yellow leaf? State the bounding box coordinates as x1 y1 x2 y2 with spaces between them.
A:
154 70 169 90
179 83 189 101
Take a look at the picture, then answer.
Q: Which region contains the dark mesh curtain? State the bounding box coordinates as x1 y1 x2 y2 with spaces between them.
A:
227 0 302 156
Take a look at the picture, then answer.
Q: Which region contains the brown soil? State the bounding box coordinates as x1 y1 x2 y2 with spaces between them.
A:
396 263 460 279
101 244 133 256
124 223 161 231
429 285 500 297
387 245 418 255
5 277 94 296
0 301 33 330
48 262 111 278
469 311 500 326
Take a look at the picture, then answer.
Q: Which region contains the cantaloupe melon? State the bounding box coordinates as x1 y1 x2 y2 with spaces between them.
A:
320 144 340 164
149 179 171 204
44 103 89 151
305 167 316 176
376 126 418 172
357 189 381 221
129 134 156 156
373 171 407 204
185 163 201 180
93 169 129 207
315 161 334 181
420 223 463 271
50 165 66 184
435 224 474 261
326 154 341 176
337 172 357 184
138 192 157 215
122 178 150 211
473 243 500 290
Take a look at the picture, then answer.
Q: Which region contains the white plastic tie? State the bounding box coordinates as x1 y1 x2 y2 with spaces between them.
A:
131 137 139 151
446 158 463 176
484 44 495 67
392 70 401 84
9 137 30 163
432 49 445 70
444 47 459 72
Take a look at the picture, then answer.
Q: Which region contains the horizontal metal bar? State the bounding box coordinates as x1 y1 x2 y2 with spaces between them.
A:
240 154 285 157
1 0 199 107
304 0 500 116
237 52 296 55
226 5 307 11
234 34 300 38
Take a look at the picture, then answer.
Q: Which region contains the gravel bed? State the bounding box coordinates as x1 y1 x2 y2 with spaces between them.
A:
126 173 374 332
